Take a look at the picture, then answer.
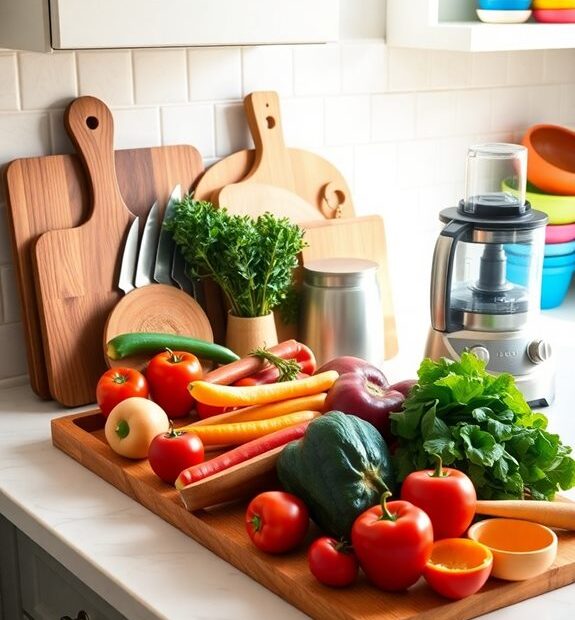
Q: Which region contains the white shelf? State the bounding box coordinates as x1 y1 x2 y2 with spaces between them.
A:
387 0 575 52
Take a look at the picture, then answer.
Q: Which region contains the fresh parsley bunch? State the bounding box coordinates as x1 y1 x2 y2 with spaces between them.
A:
390 352 575 500
165 196 306 318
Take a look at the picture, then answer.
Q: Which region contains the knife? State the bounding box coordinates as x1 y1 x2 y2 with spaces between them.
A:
117 217 140 294
134 200 161 288
154 185 180 285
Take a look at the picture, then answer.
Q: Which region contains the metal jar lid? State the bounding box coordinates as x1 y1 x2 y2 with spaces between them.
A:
303 258 379 288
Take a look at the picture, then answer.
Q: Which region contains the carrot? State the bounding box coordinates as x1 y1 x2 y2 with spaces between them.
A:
183 392 327 429
174 420 312 490
187 410 321 446
202 339 301 385
189 370 339 407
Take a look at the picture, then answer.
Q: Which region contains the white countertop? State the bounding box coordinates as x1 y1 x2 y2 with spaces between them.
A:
1 288 575 620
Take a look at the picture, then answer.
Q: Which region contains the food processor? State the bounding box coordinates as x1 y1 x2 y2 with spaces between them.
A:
425 143 554 406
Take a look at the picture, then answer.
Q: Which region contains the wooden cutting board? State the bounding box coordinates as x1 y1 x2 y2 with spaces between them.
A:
4 100 207 401
51 409 575 620
299 215 399 360
195 91 354 220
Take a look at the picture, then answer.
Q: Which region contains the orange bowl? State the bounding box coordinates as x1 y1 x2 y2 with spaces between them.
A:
522 124 575 195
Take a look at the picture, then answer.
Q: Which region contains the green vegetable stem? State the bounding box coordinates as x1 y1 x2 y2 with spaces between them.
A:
390 351 575 501
164 196 307 318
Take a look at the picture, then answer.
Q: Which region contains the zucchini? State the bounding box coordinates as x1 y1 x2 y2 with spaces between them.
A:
276 411 395 539
106 332 240 364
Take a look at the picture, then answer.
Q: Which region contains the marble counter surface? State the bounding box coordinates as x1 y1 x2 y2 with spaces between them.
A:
1 289 574 620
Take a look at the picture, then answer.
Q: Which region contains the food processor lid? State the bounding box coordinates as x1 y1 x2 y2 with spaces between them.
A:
439 203 548 230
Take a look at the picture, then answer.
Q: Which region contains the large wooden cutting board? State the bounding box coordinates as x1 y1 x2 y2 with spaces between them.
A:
195 91 354 220
51 409 575 620
4 100 206 401
300 215 399 360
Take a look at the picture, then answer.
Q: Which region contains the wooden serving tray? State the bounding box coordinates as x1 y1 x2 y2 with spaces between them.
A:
51 410 575 620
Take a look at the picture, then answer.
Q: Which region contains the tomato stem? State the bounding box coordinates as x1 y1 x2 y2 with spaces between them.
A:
250 514 262 533
115 419 130 439
165 347 183 364
378 491 397 522
112 372 129 385
429 453 448 478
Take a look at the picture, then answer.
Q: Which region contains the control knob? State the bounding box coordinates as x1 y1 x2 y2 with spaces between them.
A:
527 339 552 364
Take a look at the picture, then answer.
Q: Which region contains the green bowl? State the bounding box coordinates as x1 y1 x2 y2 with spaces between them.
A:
502 177 575 225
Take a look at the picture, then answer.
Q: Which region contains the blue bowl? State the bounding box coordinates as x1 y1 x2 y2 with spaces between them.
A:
506 248 575 268
545 240 575 256
477 0 531 8
506 260 574 309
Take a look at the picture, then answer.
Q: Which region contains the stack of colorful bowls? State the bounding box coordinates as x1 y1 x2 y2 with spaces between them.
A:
532 0 575 23
501 125 575 308
476 0 533 23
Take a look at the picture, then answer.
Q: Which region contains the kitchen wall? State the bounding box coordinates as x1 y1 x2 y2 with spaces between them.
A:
0 1 574 387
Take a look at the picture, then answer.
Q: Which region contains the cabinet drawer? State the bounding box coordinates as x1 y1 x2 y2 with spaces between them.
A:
17 531 126 620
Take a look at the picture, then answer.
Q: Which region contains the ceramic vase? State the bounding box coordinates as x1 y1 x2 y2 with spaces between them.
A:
225 312 279 358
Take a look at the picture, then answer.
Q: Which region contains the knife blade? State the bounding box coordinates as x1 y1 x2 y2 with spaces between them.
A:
134 200 161 288
154 185 180 285
171 244 195 296
117 216 140 294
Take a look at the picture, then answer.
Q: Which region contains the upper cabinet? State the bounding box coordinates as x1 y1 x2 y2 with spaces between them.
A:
387 0 575 52
0 0 339 52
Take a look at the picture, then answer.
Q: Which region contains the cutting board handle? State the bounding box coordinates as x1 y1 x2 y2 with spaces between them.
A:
64 95 132 225
243 91 294 187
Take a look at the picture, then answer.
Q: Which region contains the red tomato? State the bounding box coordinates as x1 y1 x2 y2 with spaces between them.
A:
351 492 434 591
308 537 359 588
96 367 149 418
148 424 204 484
423 538 493 600
146 350 203 418
400 455 477 540
245 491 309 554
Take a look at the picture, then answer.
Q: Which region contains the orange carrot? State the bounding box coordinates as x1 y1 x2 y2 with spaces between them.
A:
187 410 321 446
183 392 327 429
188 370 338 407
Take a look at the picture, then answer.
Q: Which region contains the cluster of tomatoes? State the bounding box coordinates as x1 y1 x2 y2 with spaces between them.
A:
245 459 493 600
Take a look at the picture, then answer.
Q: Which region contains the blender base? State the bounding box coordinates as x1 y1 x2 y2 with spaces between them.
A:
424 328 556 407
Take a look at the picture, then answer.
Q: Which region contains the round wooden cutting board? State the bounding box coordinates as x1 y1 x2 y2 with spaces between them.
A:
103 284 214 372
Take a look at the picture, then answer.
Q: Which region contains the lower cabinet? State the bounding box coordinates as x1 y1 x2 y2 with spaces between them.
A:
0 514 127 620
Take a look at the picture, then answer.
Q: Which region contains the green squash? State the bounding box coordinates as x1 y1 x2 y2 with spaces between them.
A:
276 411 395 540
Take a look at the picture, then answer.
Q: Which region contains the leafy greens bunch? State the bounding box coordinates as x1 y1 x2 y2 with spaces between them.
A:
165 196 306 318
390 352 575 500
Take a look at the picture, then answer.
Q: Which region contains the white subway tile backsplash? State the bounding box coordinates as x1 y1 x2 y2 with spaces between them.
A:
543 50 575 84
161 104 215 157
281 98 324 148
112 107 161 149
490 86 532 134
242 46 293 98
507 51 544 87
433 136 470 187
0 322 27 379
77 51 133 106
470 52 508 89
324 95 370 146
372 93 415 142
397 139 436 189
387 48 431 92
19 52 77 110
339 0 385 40
293 44 340 96
560 84 575 124
430 51 471 90
341 42 386 94
529 85 562 125
187 48 241 101
0 53 18 110
353 143 398 214
415 91 456 139
133 49 187 105
456 89 492 135
214 102 250 156
48 108 74 155
0 112 51 160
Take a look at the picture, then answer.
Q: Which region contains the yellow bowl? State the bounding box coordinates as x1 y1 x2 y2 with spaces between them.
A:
502 177 575 225
533 0 575 8
467 518 558 581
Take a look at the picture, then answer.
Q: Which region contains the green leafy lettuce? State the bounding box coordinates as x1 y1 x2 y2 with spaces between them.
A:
390 352 575 500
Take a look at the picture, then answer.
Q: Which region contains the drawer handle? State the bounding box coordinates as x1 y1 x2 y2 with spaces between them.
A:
61 611 90 620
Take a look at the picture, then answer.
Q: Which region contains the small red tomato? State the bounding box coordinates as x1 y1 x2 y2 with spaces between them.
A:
148 423 204 484
96 367 149 418
308 537 359 588
400 454 477 540
146 350 203 418
245 491 309 554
